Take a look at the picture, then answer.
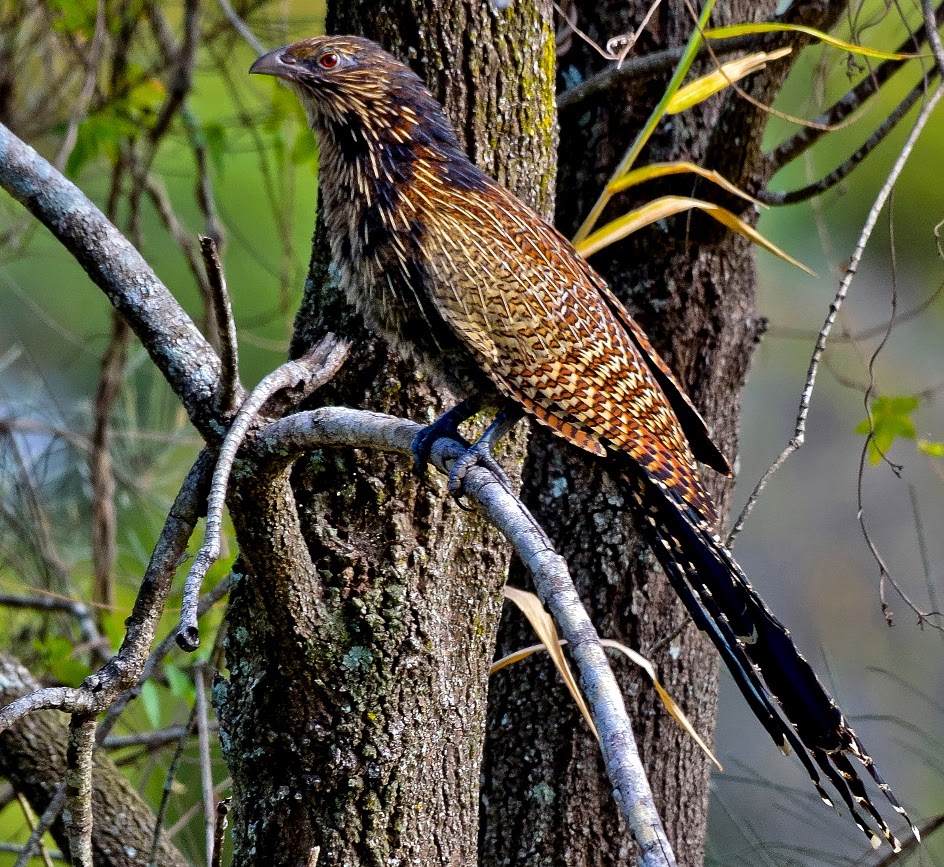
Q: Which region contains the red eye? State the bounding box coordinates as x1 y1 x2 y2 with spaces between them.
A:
319 52 339 69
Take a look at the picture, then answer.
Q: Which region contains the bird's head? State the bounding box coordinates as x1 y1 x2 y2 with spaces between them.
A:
249 35 458 152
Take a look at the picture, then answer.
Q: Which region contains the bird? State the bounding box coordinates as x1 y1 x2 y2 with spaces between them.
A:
250 35 918 851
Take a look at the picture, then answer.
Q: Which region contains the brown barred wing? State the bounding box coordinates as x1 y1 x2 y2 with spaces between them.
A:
420 181 719 525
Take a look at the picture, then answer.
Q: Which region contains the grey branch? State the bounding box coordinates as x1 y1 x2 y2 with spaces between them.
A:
177 336 349 650
251 406 676 867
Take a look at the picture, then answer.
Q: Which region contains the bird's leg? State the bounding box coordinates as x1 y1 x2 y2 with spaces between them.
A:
411 393 484 476
447 403 525 503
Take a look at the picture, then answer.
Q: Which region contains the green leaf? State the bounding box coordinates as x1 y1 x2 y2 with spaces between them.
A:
140 680 162 729
575 195 814 275
165 664 195 701
918 439 944 457
855 395 919 464
47 0 98 35
665 48 791 114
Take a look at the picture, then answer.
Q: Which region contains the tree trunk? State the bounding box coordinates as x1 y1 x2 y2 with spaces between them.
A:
480 3 782 865
215 2 556 865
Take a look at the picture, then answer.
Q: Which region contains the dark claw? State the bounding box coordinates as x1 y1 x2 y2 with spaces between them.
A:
410 394 484 477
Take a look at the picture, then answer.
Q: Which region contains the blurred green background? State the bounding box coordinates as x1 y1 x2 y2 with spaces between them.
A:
0 1 942 863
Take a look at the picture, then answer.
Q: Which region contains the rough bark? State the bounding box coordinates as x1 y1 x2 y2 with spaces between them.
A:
480 3 785 865
0 652 187 867
216 2 557 865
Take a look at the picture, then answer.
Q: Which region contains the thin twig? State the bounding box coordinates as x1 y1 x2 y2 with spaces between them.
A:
90 314 131 614
925 0 944 77
0 123 223 439
150 0 201 142
177 336 349 651
769 1 944 171
100 573 232 737
211 800 229 867
217 0 266 54
0 842 64 863
0 593 103 660
200 236 241 413
13 786 66 867
0 452 212 734
102 722 217 750
15 793 55 867
194 663 216 867
729 78 944 541
250 406 677 867
758 74 936 206
148 704 198 867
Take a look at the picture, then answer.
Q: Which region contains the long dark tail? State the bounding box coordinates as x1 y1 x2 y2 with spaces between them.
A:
623 466 918 851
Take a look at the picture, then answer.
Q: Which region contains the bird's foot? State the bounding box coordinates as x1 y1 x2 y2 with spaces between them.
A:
411 394 483 477
412 424 469 477
446 405 524 506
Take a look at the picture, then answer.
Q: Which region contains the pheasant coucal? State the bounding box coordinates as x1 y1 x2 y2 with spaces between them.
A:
250 35 917 850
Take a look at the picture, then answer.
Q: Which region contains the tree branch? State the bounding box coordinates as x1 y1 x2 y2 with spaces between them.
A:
0 652 188 867
250 406 676 867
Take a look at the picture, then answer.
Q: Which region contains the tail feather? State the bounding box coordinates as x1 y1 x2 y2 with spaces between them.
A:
624 467 916 851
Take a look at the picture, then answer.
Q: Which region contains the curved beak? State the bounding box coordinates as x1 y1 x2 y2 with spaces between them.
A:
249 46 296 80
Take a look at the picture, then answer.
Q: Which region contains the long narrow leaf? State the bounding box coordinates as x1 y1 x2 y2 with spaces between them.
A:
607 160 764 206
575 194 815 275
500 587 599 739
572 0 718 244
599 639 722 771
491 633 722 770
704 22 923 61
665 48 791 114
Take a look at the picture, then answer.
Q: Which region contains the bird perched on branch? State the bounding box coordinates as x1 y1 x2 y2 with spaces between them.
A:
251 35 917 850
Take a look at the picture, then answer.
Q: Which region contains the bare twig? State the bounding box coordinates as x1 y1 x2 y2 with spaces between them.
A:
16 793 55 867
0 451 212 734
758 75 936 206
200 236 241 413
148 704 197 867
0 593 103 660
729 78 944 541
250 406 676 867
150 0 201 142
13 786 66 867
101 573 232 736
194 663 215 867
53 0 107 173
143 176 217 342
217 0 266 54
90 314 132 614
211 800 229 867
926 0 944 77
102 723 217 750
177 336 349 651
